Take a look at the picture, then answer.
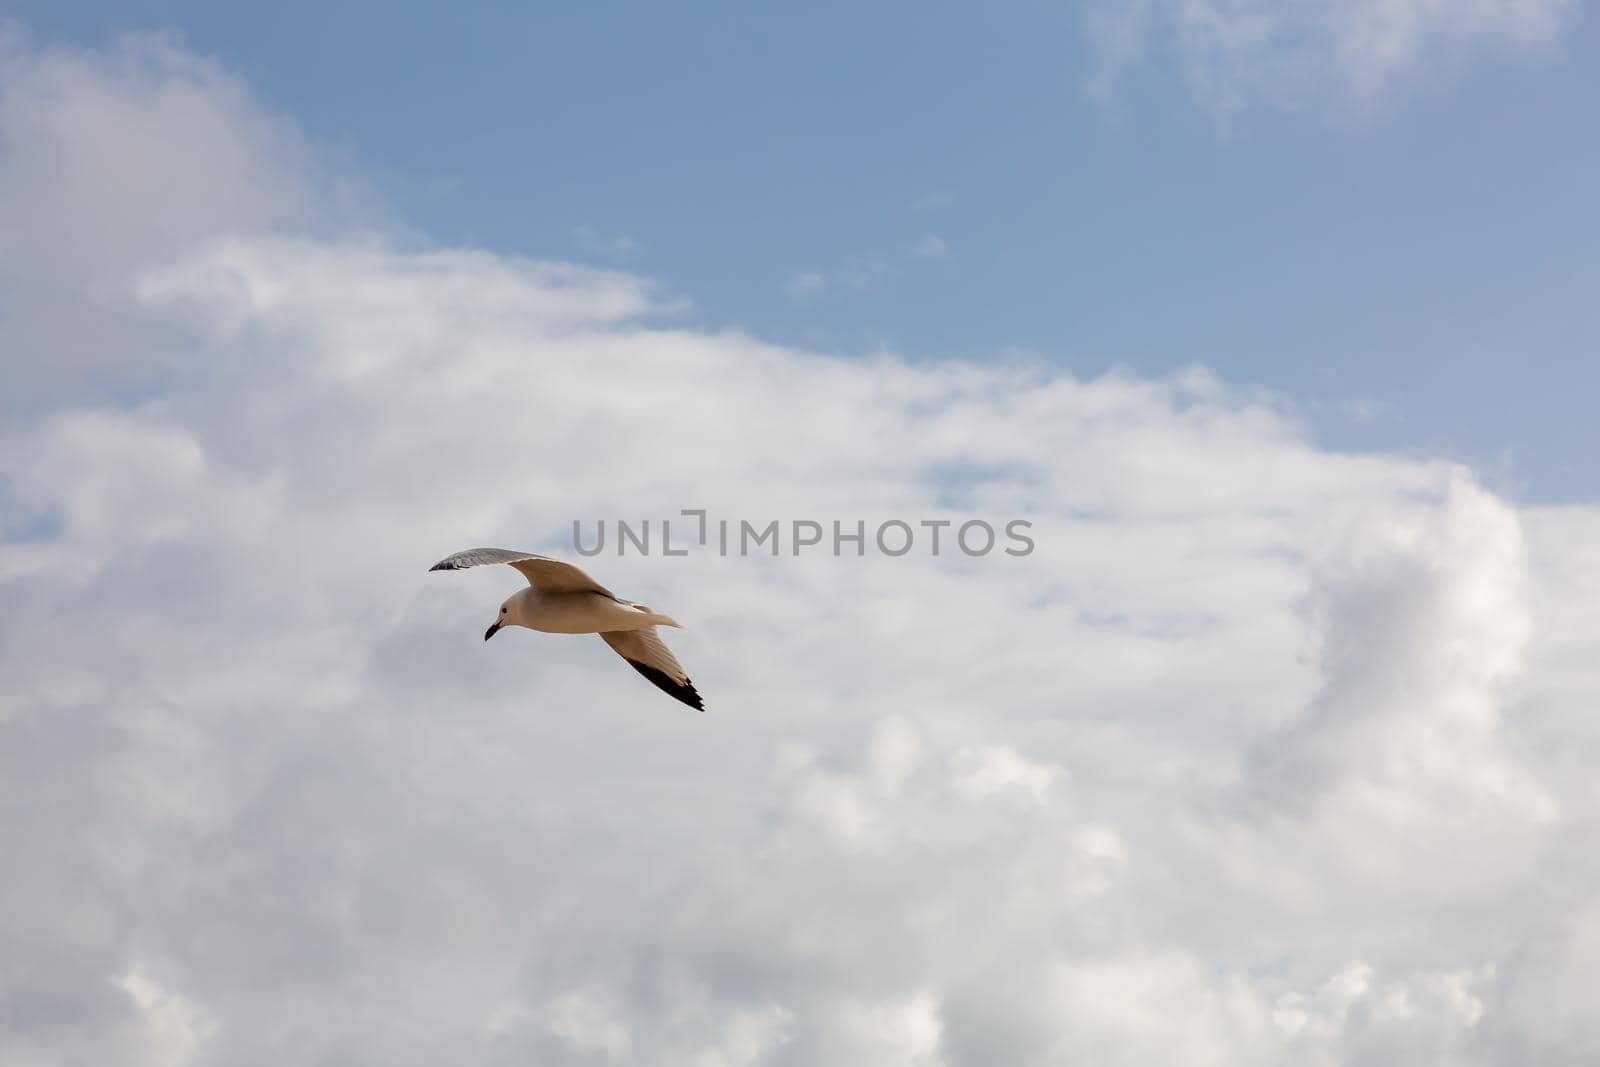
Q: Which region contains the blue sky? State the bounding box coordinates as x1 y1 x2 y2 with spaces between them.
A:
11 0 1599 500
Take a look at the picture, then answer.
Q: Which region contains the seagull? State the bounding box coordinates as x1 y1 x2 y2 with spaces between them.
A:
429 547 704 711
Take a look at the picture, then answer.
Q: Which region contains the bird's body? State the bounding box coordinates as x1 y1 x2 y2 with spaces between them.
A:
507 588 675 635
429 547 704 711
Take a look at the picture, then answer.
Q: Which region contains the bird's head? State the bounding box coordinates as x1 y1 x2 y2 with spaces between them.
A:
484 598 515 641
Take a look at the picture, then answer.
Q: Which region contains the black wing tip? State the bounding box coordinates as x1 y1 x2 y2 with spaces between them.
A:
429 559 461 571
624 660 705 711
675 677 706 713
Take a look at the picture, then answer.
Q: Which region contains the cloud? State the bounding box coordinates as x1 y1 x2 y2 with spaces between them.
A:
0 26 342 412
910 233 950 260
786 269 827 295
785 254 888 297
5 29 1600 1067
573 225 642 262
115 967 217 1067
790 234 949 299
1085 0 1580 112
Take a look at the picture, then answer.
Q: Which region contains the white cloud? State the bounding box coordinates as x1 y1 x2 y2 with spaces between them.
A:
910 233 950 260
787 269 826 295
949 744 1059 805
5 30 1600 1067
835 994 945 1066
786 253 888 297
1086 0 1580 112
115 967 218 1067
540 988 634 1062
685 1004 795 1067
0 27 340 411
1042 951 1269 1067
574 224 642 261
793 233 949 298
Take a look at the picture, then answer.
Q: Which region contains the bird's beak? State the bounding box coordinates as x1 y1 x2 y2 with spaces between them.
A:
484 621 502 641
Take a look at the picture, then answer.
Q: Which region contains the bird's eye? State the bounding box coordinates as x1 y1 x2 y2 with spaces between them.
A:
500 607 507 614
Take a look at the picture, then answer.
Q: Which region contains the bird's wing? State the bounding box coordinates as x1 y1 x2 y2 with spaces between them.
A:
429 547 614 597
601 628 704 711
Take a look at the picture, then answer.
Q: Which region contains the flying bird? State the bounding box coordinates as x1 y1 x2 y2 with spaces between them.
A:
429 547 704 711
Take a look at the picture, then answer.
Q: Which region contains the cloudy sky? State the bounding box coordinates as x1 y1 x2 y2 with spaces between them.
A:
4 4 1600 1065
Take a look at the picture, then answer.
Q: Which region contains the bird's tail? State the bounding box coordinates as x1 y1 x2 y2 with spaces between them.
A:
628 601 683 628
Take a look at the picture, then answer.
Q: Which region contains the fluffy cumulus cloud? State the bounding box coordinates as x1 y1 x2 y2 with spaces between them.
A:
4 30 1600 1067
1085 0 1580 111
